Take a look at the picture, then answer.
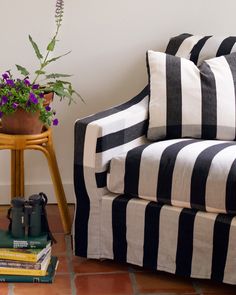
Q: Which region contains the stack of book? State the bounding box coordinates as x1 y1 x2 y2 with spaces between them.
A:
0 229 58 283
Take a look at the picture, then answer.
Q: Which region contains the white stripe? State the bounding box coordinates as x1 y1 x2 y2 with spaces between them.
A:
101 194 117 259
197 36 226 65
138 139 187 200
157 205 181 273
205 145 236 213
171 140 223 208
207 56 236 140
84 122 101 168
223 217 236 284
175 35 203 58
180 58 202 138
231 42 236 53
107 151 128 194
191 211 216 278
148 51 167 137
126 199 146 266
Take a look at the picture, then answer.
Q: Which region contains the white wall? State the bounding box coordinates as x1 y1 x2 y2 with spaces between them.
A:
0 0 235 203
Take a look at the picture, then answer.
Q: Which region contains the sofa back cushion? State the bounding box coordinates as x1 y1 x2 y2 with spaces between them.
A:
165 33 236 65
107 139 236 214
147 50 236 141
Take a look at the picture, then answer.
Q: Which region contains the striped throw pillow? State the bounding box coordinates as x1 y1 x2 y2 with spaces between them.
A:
147 50 236 141
165 33 236 65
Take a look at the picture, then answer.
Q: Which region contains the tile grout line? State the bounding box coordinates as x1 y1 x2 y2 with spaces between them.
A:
8 283 14 295
129 268 139 295
65 234 77 295
192 280 203 295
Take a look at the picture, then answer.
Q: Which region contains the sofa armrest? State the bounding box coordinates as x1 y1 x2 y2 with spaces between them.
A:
73 86 149 257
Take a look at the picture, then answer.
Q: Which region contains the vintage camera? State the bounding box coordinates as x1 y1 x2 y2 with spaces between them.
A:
8 193 48 239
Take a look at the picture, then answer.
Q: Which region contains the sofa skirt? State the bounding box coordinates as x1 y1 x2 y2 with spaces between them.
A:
99 194 236 285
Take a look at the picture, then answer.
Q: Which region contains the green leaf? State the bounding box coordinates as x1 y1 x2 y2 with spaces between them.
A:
35 70 46 75
47 37 56 51
45 51 71 66
29 35 43 59
74 90 85 103
15 64 29 76
45 73 72 79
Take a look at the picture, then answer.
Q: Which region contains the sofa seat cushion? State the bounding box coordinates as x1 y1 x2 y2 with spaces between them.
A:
107 138 236 214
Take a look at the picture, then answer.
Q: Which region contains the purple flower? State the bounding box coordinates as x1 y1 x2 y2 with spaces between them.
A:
32 84 39 90
2 73 9 80
45 105 51 112
1 96 8 105
39 93 44 98
6 79 14 87
12 102 19 109
24 79 30 86
53 118 59 126
29 92 38 104
0 112 3 118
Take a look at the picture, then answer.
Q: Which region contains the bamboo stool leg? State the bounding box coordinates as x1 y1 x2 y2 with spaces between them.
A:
11 150 17 198
19 150 24 197
11 150 24 198
43 144 71 234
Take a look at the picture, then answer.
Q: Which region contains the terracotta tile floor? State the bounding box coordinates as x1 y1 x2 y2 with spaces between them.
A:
0 204 236 294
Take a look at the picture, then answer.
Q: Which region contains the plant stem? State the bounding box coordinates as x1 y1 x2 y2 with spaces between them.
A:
32 24 61 85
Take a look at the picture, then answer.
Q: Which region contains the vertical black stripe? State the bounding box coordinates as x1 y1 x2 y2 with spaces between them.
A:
165 33 193 55
211 214 234 282
224 53 236 140
225 159 236 213
191 143 235 211
112 195 133 263
124 144 149 196
146 51 151 98
157 139 197 204
176 208 197 276
143 202 162 269
190 36 212 65
166 54 182 138
216 37 236 57
200 62 217 139
74 122 90 257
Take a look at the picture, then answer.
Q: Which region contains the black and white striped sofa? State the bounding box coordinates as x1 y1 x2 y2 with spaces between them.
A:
73 34 236 285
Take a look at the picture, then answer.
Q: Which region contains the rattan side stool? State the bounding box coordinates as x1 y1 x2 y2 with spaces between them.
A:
0 125 71 234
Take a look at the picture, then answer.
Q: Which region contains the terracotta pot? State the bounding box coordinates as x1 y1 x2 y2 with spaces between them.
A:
43 92 54 106
0 92 54 135
1 108 43 135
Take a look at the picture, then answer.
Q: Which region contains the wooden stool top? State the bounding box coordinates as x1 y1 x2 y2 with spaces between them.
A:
0 124 52 150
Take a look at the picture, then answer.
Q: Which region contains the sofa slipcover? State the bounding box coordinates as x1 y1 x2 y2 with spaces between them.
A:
73 87 236 284
73 34 236 285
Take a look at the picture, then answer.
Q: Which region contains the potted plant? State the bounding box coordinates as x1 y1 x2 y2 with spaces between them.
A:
0 0 82 135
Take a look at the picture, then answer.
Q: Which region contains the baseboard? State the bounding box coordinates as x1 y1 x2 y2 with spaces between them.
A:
0 182 76 204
